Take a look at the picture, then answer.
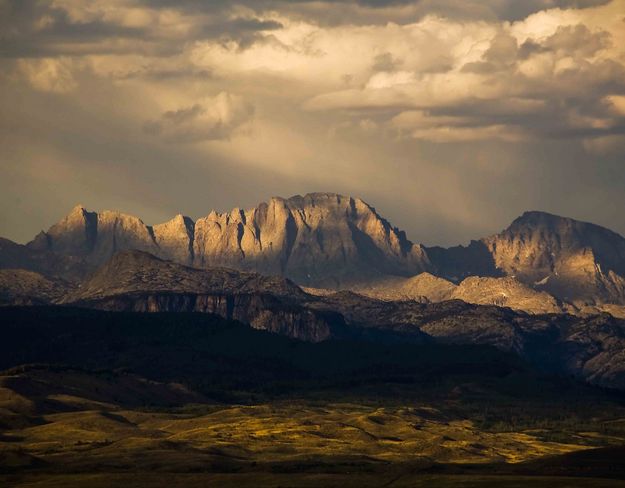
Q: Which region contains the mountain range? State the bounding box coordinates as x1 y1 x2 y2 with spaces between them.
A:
2 192 625 390
3 192 625 317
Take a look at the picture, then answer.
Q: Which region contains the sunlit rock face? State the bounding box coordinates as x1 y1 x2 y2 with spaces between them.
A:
482 211 625 305
428 211 625 306
355 273 565 315
153 214 195 265
193 193 431 287
28 205 158 266
28 193 432 288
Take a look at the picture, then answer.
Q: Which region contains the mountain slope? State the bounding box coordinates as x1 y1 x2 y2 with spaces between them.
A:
63 250 339 342
353 272 457 302
451 276 565 315
356 274 566 315
28 194 431 288
0 269 69 305
63 250 306 303
428 211 625 307
483 211 625 304
0 237 88 282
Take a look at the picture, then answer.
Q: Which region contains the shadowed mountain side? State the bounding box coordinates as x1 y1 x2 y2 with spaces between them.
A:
426 240 502 281
62 250 308 302
0 238 90 282
58 250 625 389
0 307 613 404
0 270 71 306
61 250 352 343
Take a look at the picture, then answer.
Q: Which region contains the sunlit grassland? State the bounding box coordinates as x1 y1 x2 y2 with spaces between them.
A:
2 401 622 472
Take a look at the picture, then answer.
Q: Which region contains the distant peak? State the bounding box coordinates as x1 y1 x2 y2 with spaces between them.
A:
509 210 604 232
63 204 97 223
154 213 195 230
504 211 575 231
517 210 565 220
173 213 193 224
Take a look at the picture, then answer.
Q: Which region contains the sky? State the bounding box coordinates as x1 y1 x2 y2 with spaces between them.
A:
1 0 624 246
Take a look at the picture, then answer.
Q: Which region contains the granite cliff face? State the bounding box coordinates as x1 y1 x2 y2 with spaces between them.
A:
483 211 625 305
427 211 625 308
28 205 159 266
28 194 430 288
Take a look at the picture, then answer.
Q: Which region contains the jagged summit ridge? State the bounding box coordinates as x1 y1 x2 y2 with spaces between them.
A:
28 193 431 287
16 196 625 307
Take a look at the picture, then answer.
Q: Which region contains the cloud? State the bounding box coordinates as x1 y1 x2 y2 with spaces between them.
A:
140 0 614 24
143 92 254 143
15 57 80 92
1 0 625 248
0 0 285 59
296 5 625 142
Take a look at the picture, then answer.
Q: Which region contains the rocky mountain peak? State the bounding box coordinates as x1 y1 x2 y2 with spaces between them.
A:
152 214 195 264
480 211 625 304
21 193 431 288
29 203 98 256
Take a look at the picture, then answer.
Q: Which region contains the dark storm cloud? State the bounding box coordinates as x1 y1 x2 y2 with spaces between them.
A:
144 0 612 17
518 24 612 59
0 0 614 61
0 0 284 58
0 0 145 57
139 0 614 25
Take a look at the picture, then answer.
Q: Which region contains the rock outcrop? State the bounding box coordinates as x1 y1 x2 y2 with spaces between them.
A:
353 272 456 303
451 276 564 315
356 274 566 315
